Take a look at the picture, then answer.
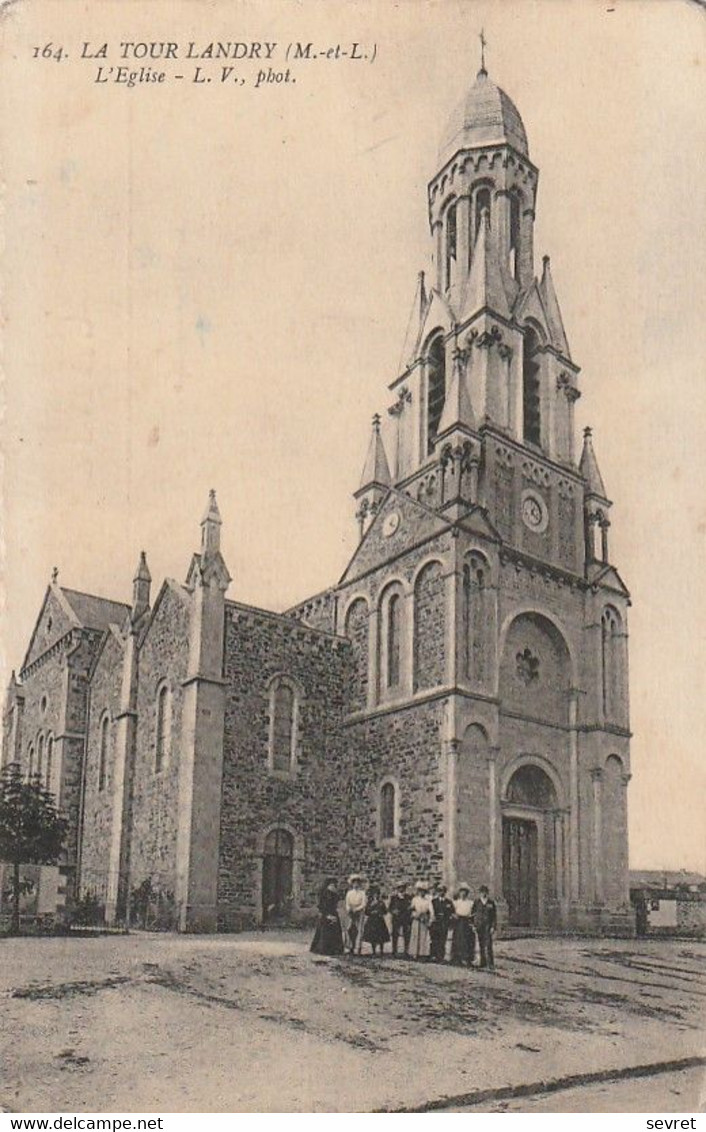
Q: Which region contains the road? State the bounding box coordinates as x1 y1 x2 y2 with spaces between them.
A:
0 932 703 1112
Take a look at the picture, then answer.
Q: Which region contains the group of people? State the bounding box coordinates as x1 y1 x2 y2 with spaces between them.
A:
310 875 497 971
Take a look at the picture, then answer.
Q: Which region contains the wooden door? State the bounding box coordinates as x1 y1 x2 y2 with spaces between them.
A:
503 818 538 926
262 829 294 923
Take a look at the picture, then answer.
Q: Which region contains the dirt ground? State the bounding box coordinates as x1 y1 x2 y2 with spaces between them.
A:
0 932 704 1113
445 1066 706 1112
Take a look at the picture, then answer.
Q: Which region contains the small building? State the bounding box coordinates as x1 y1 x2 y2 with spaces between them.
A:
629 870 706 938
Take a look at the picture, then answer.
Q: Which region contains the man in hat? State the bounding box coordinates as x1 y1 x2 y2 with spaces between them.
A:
344 874 367 955
388 882 412 958
471 885 497 971
430 883 454 962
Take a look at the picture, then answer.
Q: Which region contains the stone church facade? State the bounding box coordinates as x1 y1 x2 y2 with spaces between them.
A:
2 65 632 933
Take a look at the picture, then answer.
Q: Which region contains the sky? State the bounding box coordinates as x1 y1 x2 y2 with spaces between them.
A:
2 0 704 871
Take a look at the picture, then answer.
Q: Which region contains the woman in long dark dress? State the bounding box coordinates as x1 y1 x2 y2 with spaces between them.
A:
362 885 390 956
310 878 344 955
450 883 476 967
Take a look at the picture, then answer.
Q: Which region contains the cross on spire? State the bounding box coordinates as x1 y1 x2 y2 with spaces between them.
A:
479 28 488 76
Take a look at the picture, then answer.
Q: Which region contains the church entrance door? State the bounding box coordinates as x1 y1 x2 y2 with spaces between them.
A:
262 828 294 924
502 817 538 927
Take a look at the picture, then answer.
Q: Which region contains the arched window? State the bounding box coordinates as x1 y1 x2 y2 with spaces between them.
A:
602 754 628 909
426 334 446 454
445 201 457 290
45 735 54 792
269 678 297 773
27 743 35 779
155 684 170 774
344 598 369 711
473 185 492 247
523 327 541 446
99 715 109 792
509 192 522 280
379 780 399 843
506 763 558 808
37 734 45 782
414 561 445 690
386 593 402 689
601 607 620 719
462 552 488 680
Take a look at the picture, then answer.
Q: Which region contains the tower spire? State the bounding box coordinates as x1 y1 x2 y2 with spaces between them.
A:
580 426 608 499
131 550 152 624
358 414 391 491
436 344 476 437
201 488 222 557
479 28 488 77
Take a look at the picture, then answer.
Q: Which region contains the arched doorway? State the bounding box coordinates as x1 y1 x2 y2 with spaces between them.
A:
262 828 294 924
502 764 559 927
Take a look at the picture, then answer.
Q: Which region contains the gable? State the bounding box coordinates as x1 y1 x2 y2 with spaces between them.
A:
455 503 503 544
404 288 455 368
587 562 630 599
89 624 125 684
21 587 79 673
513 279 552 342
340 489 450 585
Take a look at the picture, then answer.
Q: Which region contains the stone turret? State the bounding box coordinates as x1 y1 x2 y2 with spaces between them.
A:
580 427 612 564
131 551 151 626
355 415 392 539
177 492 231 931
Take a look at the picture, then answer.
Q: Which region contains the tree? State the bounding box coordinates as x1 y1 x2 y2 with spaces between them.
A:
0 762 67 934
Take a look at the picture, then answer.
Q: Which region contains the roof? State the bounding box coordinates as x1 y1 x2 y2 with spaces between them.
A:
60 587 130 633
630 870 706 890
439 69 528 167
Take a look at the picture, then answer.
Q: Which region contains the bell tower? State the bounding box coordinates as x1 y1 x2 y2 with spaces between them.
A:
381 46 582 559
341 46 631 933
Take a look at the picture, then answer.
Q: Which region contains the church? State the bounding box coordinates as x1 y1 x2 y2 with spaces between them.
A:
2 61 633 934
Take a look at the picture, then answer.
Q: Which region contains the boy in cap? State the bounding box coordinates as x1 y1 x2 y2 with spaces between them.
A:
471 884 497 971
388 882 412 958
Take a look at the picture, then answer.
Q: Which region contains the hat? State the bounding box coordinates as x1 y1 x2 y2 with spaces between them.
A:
348 873 363 885
415 879 429 891
457 882 470 893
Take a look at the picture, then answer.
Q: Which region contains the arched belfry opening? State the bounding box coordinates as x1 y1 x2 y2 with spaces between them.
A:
426 333 446 453
522 326 542 447
502 763 564 928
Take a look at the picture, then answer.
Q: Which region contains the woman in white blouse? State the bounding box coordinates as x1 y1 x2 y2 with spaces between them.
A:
451 883 476 966
344 873 367 955
408 880 435 960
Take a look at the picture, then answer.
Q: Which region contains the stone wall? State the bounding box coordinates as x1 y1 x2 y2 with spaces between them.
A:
129 584 191 905
218 605 352 929
346 701 446 889
80 630 124 903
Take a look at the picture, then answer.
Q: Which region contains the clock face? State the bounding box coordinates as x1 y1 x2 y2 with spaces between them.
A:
382 511 400 538
521 491 548 533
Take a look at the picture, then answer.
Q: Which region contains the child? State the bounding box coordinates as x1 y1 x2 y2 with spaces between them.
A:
389 883 412 958
362 884 390 956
